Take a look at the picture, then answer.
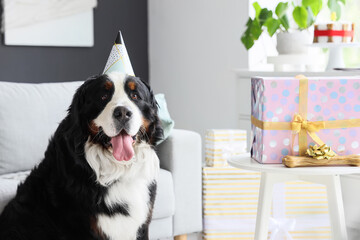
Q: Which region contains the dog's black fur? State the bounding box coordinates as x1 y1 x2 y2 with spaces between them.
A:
0 74 163 240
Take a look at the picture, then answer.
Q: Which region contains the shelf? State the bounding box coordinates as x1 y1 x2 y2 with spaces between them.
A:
233 68 360 78
310 42 360 48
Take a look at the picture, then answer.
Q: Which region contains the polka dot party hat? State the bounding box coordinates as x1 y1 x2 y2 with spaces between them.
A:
103 31 135 76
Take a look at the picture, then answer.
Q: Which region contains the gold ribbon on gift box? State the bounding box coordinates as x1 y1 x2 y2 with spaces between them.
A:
251 75 360 156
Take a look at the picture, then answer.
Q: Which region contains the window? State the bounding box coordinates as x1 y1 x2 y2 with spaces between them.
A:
247 0 360 70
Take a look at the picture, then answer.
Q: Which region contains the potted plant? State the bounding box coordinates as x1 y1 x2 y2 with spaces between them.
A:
241 1 322 54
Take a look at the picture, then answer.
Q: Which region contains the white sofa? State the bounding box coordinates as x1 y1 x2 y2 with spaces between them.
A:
0 81 203 239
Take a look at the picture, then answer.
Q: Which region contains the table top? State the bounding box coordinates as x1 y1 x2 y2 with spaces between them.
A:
310 42 360 48
267 54 324 65
228 154 360 176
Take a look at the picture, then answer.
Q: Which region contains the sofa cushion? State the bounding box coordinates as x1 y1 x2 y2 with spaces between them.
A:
0 169 175 220
0 81 83 174
152 169 175 220
0 170 30 213
149 216 173 240
154 94 174 145
0 80 172 175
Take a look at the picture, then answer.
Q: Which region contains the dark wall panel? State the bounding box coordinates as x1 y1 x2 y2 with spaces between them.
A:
0 0 148 83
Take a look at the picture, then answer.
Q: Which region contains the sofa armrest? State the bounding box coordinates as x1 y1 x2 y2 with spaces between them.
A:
156 129 202 236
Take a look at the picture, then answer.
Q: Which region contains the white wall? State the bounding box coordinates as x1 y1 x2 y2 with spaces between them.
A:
149 3 360 240
148 0 249 141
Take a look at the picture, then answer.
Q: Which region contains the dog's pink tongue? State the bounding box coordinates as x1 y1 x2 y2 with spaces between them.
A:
111 134 134 161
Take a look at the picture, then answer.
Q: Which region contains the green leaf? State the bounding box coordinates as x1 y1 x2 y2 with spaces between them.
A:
338 0 346 5
302 0 322 16
328 0 342 20
258 8 273 26
253 2 261 19
241 18 263 50
279 15 290 31
328 0 337 11
306 6 315 27
293 6 308 29
245 17 252 27
241 32 254 50
275 2 288 18
250 18 262 40
265 18 280 36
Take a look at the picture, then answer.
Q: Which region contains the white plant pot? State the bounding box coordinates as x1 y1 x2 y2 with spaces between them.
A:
276 31 313 54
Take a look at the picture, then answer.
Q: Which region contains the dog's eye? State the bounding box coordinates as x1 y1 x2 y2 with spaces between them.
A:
101 94 108 101
130 93 138 100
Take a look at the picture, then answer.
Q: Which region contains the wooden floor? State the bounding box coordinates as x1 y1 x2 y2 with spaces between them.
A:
174 235 187 240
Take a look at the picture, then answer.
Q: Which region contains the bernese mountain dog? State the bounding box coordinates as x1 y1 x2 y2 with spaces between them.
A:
0 72 163 240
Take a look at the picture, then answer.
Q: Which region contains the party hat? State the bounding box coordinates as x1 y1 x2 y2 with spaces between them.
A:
103 31 135 75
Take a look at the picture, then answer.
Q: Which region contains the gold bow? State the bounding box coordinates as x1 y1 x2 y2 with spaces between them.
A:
291 114 324 134
291 114 327 155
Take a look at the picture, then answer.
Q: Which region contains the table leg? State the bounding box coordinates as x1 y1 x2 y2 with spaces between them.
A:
254 172 275 240
301 175 348 240
324 175 348 240
326 46 345 70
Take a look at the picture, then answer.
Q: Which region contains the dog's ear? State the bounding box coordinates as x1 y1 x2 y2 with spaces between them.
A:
148 115 164 146
140 79 159 109
70 79 89 114
139 79 164 146
69 75 99 125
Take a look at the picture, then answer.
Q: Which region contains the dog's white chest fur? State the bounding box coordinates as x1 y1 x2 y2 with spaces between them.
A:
97 180 151 240
85 141 159 240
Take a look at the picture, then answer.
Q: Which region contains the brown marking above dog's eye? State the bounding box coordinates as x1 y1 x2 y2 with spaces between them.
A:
104 80 113 90
128 81 136 91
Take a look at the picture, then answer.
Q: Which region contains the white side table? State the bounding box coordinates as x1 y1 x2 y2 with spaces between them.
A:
228 155 360 240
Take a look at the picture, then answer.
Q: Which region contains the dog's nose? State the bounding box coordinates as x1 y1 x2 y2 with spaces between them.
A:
113 106 132 121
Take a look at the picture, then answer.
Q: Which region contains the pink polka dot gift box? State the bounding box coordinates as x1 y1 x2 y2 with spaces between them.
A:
251 75 360 164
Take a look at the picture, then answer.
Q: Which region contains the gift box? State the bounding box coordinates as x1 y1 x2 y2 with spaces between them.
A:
251 76 360 164
205 129 247 167
271 181 331 240
202 166 331 240
202 166 260 239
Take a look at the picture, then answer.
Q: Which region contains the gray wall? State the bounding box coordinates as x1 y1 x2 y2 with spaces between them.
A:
0 0 148 83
